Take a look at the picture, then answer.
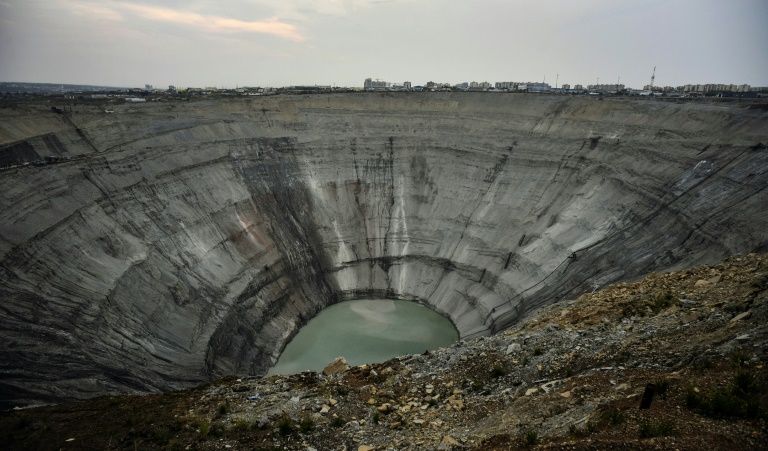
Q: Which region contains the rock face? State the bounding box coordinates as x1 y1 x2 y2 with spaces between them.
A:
0 93 766 407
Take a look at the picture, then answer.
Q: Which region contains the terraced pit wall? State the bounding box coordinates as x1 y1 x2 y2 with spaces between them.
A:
0 93 766 407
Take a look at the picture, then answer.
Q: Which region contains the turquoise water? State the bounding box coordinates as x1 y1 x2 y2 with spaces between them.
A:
269 299 458 374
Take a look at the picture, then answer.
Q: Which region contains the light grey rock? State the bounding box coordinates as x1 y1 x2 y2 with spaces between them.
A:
730 311 751 322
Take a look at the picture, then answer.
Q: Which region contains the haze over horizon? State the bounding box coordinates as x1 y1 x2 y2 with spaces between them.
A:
1 0 767 89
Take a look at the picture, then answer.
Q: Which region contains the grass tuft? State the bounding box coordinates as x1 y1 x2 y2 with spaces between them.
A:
638 418 675 438
686 372 765 419
600 407 625 426
490 365 508 378
276 416 294 436
330 416 345 428
299 415 314 433
215 402 229 418
522 429 538 446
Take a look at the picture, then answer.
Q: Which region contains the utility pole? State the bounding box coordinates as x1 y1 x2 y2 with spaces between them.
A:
555 73 559 89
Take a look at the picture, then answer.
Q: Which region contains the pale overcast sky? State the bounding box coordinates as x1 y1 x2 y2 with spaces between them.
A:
0 0 766 88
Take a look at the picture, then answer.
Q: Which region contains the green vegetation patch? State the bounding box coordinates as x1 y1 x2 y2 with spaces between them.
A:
686 371 766 419
638 418 676 438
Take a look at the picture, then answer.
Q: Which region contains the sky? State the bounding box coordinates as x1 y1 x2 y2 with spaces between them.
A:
0 0 766 89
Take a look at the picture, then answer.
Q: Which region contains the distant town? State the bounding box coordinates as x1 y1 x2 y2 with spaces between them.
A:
1 76 767 104
363 77 767 97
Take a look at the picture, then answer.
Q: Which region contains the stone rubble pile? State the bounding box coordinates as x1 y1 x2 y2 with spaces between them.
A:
181 253 767 450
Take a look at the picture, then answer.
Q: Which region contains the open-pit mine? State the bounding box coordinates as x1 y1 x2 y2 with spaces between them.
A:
1 93 766 419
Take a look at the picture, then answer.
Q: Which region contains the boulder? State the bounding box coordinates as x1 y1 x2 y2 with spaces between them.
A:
323 357 349 376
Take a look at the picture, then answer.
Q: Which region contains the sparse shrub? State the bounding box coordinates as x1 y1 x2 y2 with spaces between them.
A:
276 416 294 436
686 372 765 419
489 364 508 378
707 388 749 417
733 371 761 396
198 420 211 437
201 422 224 438
638 419 675 438
372 412 380 424
685 387 704 409
533 347 544 356
330 416 345 428
215 402 229 418
299 415 314 433
654 379 670 399
231 418 251 433
731 351 751 368
522 429 538 446
601 407 625 426
650 291 676 313
336 386 349 396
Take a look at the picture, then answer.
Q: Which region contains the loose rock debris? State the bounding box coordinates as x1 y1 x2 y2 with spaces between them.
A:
2 253 767 450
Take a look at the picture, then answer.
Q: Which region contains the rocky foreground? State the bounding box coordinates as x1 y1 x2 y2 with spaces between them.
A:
2 253 767 450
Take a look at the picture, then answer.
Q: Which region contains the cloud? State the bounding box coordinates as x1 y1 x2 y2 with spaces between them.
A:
69 2 124 21
59 1 304 42
57 0 405 40
244 0 407 21
120 3 304 41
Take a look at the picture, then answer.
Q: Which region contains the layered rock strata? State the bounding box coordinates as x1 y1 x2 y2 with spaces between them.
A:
0 94 766 406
